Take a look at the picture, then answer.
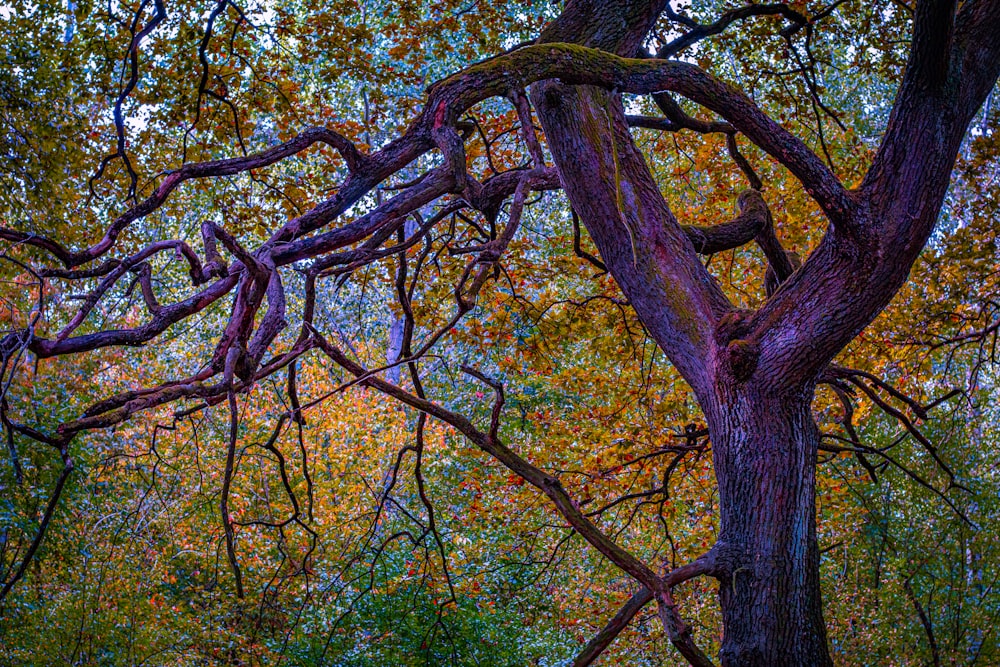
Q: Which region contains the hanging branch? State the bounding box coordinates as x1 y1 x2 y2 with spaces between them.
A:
0 443 73 604
221 348 245 598
89 0 168 200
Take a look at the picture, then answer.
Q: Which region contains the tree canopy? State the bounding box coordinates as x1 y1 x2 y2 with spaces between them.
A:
0 0 999 665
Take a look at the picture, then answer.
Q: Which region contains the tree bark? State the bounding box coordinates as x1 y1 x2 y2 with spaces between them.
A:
529 0 1000 662
531 1 836 664
705 382 831 666
1 0 998 661
532 57 836 667
532 75 836 661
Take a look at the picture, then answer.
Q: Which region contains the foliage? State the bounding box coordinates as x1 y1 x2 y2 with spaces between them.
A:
0 0 998 665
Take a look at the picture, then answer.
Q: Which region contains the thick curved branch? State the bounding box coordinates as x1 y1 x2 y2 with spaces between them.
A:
13 42 836 325
541 82 730 397
864 0 1000 239
20 166 557 423
422 44 852 229
683 189 771 255
58 337 316 435
270 166 557 266
2 127 367 268
744 0 1000 385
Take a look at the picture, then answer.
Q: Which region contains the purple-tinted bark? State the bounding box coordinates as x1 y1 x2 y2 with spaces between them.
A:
2 0 999 664
530 0 1000 665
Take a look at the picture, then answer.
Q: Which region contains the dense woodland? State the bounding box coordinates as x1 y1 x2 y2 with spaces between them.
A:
0 0 998 665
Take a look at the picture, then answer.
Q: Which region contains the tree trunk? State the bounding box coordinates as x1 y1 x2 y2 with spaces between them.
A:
533 75 836 664
531 51 837 658
706 383 832 667
529 2 1000 665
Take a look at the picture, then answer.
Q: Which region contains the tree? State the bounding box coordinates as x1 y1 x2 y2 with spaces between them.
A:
0 0 998 665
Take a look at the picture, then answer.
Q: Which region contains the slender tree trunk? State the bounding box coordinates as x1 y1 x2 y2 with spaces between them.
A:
706 383 831 666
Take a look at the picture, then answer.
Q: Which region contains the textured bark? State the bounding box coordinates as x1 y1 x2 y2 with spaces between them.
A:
531 0 1000 665
705 383 831 666
532 81 726 399
3 0 998 662
530 2 831 665
535 75 836 661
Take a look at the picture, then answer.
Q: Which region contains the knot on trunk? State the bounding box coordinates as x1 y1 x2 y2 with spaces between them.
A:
715 310 760 382
538 81 565 111
726 339 760 382
714 309 753 344
702 540 749 582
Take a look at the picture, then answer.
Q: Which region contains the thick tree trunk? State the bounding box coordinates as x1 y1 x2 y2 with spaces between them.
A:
529 2 999 666
533 75 836 664
706 384 832 667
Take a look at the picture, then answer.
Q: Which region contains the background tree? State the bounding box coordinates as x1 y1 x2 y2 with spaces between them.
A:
0 0 998 665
